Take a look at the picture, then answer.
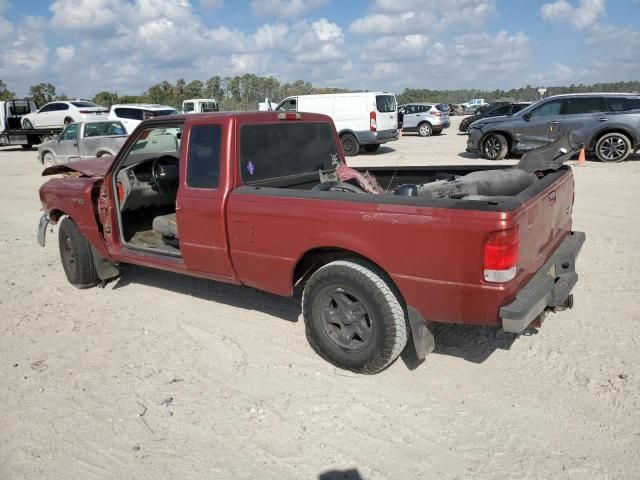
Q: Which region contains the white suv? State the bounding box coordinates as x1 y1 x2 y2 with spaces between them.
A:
21 101 108 129
108 104 178 133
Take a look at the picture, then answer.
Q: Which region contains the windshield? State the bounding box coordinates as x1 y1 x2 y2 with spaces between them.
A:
376 95 396 113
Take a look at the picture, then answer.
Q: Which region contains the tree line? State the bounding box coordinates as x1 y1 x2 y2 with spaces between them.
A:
1 77 639 110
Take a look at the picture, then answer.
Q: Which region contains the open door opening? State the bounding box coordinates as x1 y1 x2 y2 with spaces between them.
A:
113 124 183 256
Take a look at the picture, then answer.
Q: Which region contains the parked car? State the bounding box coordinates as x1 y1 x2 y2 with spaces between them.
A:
0 99 63 150
475 101 511 116
108 104 178 134
37 111 583 373
467 93 640 162
461 98 487 110
459 103 531 133
182 98 219 114
398 103 450 136
37 120 128 167
269 92 398 156
21 100 108 129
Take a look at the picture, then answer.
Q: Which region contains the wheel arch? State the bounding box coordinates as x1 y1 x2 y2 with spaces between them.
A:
480 130 514 151
589 128 637 151
39 148 55 163
292 246 406 306
95 149 114 157
338 128 357 138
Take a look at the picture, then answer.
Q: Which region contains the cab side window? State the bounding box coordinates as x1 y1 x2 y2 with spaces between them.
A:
530 100 564 117
567 97 606 115
277 99 297 112
187 125 221 189
60 124 79 141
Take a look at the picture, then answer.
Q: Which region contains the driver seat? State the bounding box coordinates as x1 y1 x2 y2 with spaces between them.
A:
152 213 179 242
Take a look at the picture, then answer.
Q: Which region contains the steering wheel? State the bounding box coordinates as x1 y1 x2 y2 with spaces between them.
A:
312 181 365 194
151 155 178 195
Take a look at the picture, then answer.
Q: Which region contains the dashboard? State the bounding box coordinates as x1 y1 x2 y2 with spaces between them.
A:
116 158 174 211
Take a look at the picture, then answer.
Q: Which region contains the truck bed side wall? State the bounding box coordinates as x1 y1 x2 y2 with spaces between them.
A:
226 190 520 326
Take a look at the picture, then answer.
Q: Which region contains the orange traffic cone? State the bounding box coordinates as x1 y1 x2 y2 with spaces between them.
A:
577 147 586 167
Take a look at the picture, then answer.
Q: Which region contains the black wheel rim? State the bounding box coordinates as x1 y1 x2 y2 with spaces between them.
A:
485 136 501 159
343 137 354 154
599 136 627 161
319 288 373 352
62 234 75 273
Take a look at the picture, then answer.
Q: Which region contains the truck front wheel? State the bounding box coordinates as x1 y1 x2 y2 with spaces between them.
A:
58 218 99 288
302 259 408 374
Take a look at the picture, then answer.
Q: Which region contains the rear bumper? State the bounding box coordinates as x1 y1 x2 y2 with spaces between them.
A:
355 129 398 145
500 231 586 333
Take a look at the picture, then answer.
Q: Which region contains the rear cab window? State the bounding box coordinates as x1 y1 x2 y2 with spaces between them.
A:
240 122 339 183
375 95 396 113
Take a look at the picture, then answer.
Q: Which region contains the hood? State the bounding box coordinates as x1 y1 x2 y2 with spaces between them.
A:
42 155 116 177
470 114 514 127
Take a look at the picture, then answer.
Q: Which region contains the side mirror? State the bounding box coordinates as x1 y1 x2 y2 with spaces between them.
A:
523 113 532 122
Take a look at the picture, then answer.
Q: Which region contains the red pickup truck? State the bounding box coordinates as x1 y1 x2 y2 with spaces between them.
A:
38 112 584 373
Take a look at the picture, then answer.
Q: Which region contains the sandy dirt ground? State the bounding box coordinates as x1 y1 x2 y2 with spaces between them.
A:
1 116 639 479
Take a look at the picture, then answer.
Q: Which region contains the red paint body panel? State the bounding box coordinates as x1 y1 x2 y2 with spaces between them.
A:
39 111 576 328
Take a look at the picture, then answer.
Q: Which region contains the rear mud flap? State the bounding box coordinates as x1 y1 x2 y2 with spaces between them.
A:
90 245 120 281
407 306 435 360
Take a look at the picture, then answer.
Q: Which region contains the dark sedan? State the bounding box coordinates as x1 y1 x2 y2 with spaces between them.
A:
459 103 531 133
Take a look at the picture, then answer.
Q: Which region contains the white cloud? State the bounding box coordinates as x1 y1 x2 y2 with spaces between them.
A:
250 0 329 18
0 0 8 14
540 0 605 29
199 0 223 10
56 45 75 62
350 0 496 35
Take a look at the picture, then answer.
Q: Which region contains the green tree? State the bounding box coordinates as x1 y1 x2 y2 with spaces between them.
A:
0 80 14 101
93 91 119 107
29 83 57 106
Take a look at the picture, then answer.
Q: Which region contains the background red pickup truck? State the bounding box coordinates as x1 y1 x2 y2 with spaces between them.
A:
38 112 584 373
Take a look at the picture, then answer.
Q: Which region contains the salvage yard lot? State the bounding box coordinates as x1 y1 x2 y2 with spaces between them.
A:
1 116 639 479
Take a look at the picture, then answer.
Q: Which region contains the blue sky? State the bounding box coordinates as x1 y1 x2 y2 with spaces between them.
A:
0 0 638 98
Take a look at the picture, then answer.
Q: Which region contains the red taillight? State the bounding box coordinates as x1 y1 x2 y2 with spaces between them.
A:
117 182 125 202
278 112 301 120
483 227 519 282
431 111 441 117
370 111 377 131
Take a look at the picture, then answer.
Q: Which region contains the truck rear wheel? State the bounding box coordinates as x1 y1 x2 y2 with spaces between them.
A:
482 133 508 160
58 218 99 288
302 259 408 374
341 133 359 156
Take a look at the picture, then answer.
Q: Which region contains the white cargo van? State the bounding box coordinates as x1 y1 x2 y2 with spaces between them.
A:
271 92 398 156
182 98 219 114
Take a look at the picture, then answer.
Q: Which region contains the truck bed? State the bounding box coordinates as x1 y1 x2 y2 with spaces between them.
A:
227 165 575 327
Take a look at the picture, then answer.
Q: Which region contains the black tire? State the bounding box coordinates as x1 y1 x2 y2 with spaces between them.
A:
363 144 380 153
23 119 33 129
482 133 508 160
417 122 432 137
302 259 408 374
97 151 112 158
595 132 632 163
341 133 359 156
21 144 33 150
58 218 99 288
